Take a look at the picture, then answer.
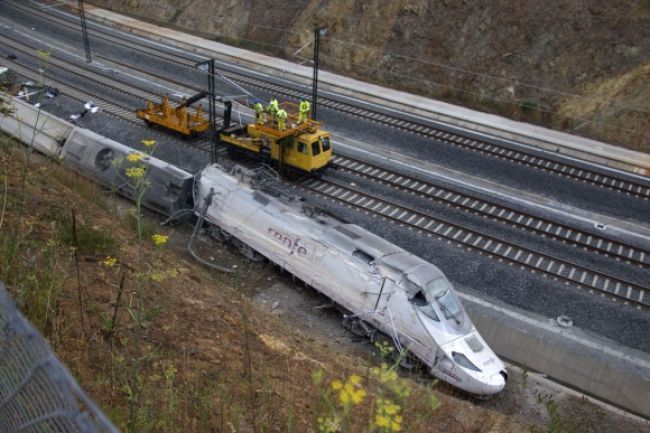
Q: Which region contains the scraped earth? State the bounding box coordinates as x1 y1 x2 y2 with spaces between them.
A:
1 141 648 432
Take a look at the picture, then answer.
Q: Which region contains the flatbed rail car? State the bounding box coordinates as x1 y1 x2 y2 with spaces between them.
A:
220 101 332 173
137 91 209 137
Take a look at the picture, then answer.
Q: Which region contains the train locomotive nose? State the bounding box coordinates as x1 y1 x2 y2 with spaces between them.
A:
478 370 507 395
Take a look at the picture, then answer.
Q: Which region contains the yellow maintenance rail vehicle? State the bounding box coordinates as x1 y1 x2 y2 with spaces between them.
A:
219 100 332 173
137 91 209 137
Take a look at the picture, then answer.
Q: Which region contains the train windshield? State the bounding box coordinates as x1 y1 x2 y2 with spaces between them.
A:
320 136 331 152
424 278 471 332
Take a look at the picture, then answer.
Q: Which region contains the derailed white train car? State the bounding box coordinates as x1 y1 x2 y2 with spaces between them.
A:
195 164 507 395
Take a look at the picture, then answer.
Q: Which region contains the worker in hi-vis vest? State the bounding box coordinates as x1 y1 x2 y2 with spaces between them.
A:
254 101 266 124
277 109 288 131
267 98 279 118
298 99 310 123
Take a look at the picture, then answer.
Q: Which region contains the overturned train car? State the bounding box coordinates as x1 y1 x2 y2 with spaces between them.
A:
195 164 507 395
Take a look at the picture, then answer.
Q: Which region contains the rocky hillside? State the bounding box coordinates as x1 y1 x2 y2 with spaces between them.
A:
89 0 650 151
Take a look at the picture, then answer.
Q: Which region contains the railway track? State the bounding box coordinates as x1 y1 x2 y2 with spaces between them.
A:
3 1 648 311
331 155 650 268
0 32 176 107
0 35 212 152
8 0 650 201
295 177 649 310
1 57 213 154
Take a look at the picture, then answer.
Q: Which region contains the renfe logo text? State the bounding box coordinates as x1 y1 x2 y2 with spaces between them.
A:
268 227 308 256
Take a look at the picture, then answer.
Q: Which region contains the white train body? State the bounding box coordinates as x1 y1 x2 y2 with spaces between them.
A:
195 164 507 395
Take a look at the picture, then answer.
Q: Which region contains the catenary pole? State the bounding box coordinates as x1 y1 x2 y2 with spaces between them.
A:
197 59 217 163
77 0 92 63
311 27 321 121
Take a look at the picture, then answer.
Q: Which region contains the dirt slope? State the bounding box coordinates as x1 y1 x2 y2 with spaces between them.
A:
89 0 650 151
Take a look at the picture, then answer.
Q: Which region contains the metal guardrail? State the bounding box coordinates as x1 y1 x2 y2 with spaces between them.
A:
0 282 120 433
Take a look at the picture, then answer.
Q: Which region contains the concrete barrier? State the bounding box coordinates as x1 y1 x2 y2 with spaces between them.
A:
61 128 193 216
0 96 73 158
461 291 650 418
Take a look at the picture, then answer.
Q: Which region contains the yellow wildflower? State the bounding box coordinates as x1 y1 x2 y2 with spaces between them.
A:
152 234 169 246
391 417 402 432
125 167 145 179
127 152 144 162
372 363 398 384
151 271 165 282
331 375 366 407
317 416 341 433
142 139 156 148
350 386 366 404
383 400 399 415
102 256 117 267
375 414 390 429
374 398 403 432
164 363 177 381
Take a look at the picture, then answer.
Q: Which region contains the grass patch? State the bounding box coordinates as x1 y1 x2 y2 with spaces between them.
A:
46 207 119 256
49 166 110 211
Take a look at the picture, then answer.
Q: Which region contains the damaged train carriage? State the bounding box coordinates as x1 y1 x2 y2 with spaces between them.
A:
195 164 507 395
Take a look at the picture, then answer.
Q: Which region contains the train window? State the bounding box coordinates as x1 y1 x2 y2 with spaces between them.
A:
410 291 439 321
298 142 308 154
311 141 321 156
320 137 331 152
452 352 481 372
434 288 461 321
352 249 374 265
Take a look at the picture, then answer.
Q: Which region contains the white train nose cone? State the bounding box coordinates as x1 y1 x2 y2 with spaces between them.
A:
478 370 507 395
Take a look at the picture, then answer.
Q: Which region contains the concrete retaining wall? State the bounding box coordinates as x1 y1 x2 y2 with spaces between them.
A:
461 291 650 418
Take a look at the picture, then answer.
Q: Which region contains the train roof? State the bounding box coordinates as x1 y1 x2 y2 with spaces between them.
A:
199 164 446 291
321 223 445 292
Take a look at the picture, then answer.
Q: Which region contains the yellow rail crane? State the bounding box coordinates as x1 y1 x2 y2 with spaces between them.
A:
219 100 332 173
136 91 209 137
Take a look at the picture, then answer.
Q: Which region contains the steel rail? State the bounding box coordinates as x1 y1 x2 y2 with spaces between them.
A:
331 155 650 268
